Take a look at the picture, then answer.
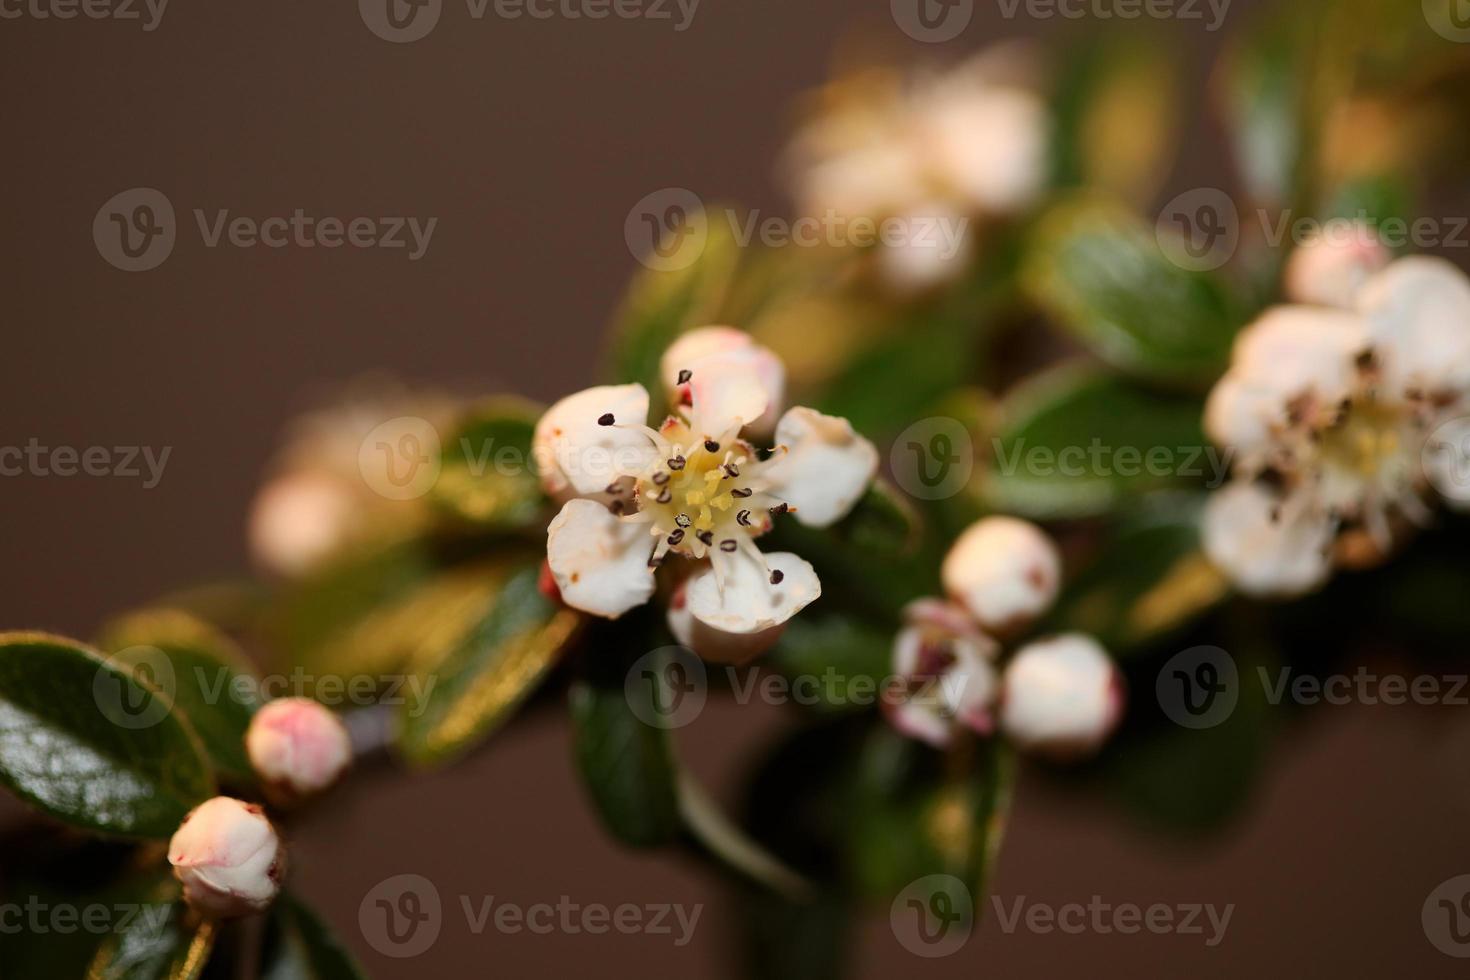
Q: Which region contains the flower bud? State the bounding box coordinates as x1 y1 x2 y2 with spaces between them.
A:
887 601 999 748
168 797 284 919
1283 220 1390 310
999 634 1122 759
941 516 1060 634
247 471 357 577
246 698 352 803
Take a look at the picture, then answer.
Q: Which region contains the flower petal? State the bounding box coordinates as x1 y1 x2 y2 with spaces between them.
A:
1282 220 1389 309
688 359 771 442
1357 256 1470 394
685 549 820 635
1202 481 1334 597
764 407 879 527
999 633 1121 759
918 85 1047 214
534 384 657 499
546 499 655 618
664 328 786 438
1231 306 1367 405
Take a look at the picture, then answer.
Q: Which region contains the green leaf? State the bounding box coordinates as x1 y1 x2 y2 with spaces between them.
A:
569 637 680 848
97 610 263 784
767 614 893 716
846 730 1014 919
605 206 743 394
396 564 581 767
0 633 214 839
1025 200 1243 384
1045 495 1230 655
1049 31 1181 207
429 398 547 531
259 894 367 980
87 879 215 980
983 363 1210 518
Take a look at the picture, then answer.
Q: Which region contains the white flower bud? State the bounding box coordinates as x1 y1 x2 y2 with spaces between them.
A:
247 471 358 577
1283 220 1390 310
168 797 284 919
941 517 1061 633
999 634 1122 759
246 698 353 803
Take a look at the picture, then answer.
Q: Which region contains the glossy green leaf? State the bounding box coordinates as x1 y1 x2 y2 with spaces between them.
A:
259 894 367 980
0 633 214 839
397 564 581 767
429 398 546 531
1045 495 1230 655
569 636 680 848
87 879 214 980
983 363 1211 518
1025 200 1243 384
97 610 263 784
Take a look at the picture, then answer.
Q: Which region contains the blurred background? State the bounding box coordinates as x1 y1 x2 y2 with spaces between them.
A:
3 0 1468 975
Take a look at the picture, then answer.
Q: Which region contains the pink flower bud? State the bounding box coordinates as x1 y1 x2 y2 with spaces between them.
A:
1283 220 1390 310
246 698 352 802
168 797 284 919
999 634 1123 759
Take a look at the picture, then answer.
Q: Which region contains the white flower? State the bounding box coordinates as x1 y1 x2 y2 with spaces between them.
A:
246 698 353 803
168 797 284 919
1202 257 1470 596
248 472 359 578
887 599 999 748
1282 220 1390 309
941 516 1061 634
783 48 1048 289
543 329 878 650
999 634 1123 759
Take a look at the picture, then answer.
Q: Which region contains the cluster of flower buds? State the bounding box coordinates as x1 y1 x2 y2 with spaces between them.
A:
167 699 352 919
887 516 1123 759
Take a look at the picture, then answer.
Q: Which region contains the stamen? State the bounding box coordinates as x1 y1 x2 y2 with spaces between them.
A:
667 529 685 546
769 502 790 517
597 413 615 426
724 463 740 478
704 439 719 453
652 471 670 486
677 368 692 385
656 488 672 504
675 514 691 528
736 509 752 526
731 487 752 498
769 570 784 585
668 455 686 471
719 539 737 552
696 530 713 546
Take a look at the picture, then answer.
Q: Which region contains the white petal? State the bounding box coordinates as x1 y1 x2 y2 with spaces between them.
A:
764 407 879 527
664 328 786 438
533 384 657 499
685 550 820 635
941 516 1061 633
1357 256 1470 393
999 634 1121 759
918 86 1048 214
667 582 785 666
546 499 655 618
1203 372 1281 458
1231 306 1367 406
1282 220 1389 309
1201 481 1334 597
874 202 974 292
688 360 771 441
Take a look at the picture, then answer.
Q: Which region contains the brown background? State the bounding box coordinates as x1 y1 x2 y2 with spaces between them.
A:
3 0 1468 976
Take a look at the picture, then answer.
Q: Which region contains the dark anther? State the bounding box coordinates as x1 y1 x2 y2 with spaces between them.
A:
731 487 752 498
723 463 740 478
668 455 686 471
656 488 672 504
597 413 615 426
675 513 691 528
696 530 713 546
667 529 685 545
704 439 719 453
769 502 789 516
769 569 784 585
736 509 752 526
677 369 692 385
720 539 737 552
652 471 670 485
